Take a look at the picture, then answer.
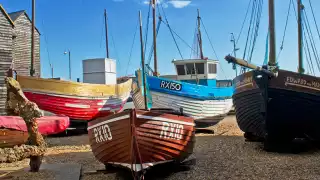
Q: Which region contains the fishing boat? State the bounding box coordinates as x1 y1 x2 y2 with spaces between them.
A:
16 75 132 121
0 115 70 148
225 0 320 149
132 5 233 128
88 11 195 178
16 9 132 122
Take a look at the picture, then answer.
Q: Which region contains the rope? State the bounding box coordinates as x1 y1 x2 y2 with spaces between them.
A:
126 19 139 75
276 0 291 60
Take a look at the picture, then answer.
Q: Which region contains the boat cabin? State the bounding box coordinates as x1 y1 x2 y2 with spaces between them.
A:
172 59 232 87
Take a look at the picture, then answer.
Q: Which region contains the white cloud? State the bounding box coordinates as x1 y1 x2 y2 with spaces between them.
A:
168 0 191 8
142 0 191 8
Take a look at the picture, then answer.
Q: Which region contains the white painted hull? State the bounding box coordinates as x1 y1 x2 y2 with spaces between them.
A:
150 91 233 127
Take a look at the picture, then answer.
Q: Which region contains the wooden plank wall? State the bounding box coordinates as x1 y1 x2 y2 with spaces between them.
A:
12 13 40 77
0 10 13 115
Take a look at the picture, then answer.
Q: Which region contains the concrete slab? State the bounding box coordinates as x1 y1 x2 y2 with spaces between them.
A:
24 164 82 180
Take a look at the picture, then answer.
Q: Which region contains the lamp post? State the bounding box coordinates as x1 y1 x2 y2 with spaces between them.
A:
64 50 71 80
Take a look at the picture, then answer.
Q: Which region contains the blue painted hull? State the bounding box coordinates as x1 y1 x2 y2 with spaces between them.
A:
138 74 235 127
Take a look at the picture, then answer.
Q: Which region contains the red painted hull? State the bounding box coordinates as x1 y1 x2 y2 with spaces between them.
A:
88 109 195 172
0 115 70 135
23 92 128 121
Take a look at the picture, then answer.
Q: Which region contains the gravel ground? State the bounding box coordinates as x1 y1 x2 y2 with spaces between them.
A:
2 115 320 180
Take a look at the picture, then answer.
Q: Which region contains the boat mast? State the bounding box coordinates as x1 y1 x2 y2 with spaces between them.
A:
152 0 158 76
30 0 35 76
268 0 276 67
297 0 304 73
104 9 110 58
197 9 204 60
139 11 148 110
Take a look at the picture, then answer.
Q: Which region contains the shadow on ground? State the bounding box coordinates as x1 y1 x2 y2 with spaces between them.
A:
41 135 320 180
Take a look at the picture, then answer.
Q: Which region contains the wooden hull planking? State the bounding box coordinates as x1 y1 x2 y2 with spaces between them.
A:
0 129 29 148
16 75 132 121
88 109 195 172
233 69 320 141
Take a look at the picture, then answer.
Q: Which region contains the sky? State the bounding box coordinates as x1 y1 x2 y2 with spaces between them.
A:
1 0 320 81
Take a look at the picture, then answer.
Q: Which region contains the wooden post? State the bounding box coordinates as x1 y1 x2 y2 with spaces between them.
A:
268 0 276 67
104 9 110 59
30 0 35 76
297 0 304 73
139 11 148 110
152 0 158 76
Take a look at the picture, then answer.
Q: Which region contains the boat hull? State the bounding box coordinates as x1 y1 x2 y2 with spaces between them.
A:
87 109 195 172
132 70 234 128
0 129 29 148
0 115 70 136
17 75 132 121
149 91 233 127
233 69 320 141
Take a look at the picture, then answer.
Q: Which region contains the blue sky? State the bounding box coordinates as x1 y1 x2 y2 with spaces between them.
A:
1 0 320 81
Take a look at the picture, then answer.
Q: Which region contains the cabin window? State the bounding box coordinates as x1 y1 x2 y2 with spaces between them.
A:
195 63 205 74
176 65 186 75
186 63 195 74
208 64 217 74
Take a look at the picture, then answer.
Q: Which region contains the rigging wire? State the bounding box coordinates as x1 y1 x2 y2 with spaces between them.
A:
276 0 292 60
303 10 320 72
242 0 257 61
159 1 184 59
200 19 227 79
143 0 152 59
160 19 197 53
109 26 121 71
41 20 52 76
304 38 316 75
125 19 139 75
200 19 219 60
291 0 320 73
307 0 320 43
247 0 264 63
236 0 253 45
246 0 259 62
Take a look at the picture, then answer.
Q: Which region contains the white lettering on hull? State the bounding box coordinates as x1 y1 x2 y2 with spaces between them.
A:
160 122 184 140
285 76 320 91
93 124 112 143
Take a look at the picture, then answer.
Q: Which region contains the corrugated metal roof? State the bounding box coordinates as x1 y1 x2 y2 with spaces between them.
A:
8 10 24 22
